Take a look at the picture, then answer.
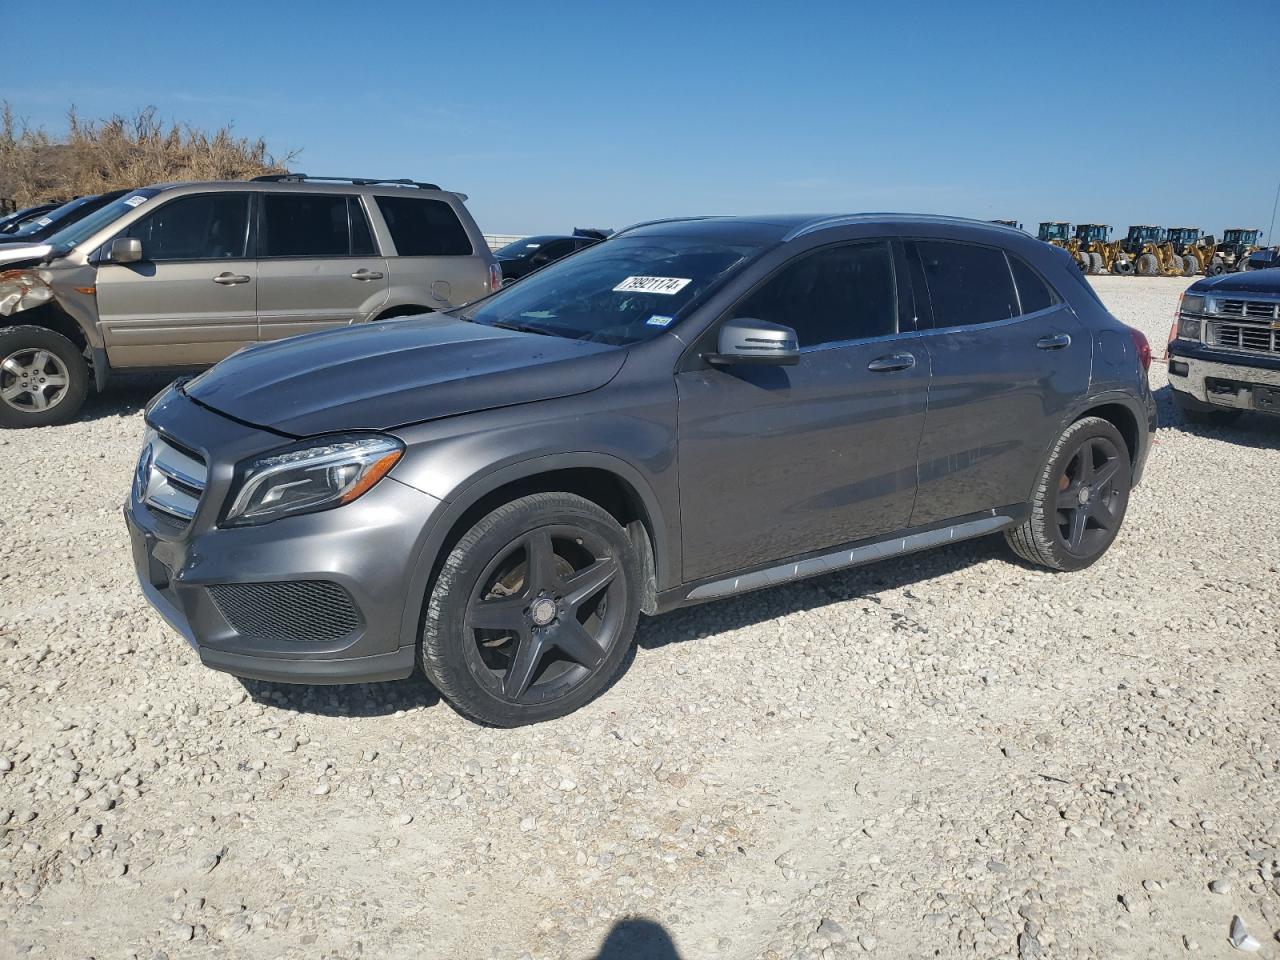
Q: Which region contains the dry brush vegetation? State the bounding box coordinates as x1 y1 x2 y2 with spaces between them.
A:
0 103 296 205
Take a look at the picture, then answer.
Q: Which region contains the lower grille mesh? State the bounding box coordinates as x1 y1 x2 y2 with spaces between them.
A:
208 581 361 643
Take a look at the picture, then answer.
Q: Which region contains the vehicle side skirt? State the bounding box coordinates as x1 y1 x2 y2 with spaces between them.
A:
655 504 1028 613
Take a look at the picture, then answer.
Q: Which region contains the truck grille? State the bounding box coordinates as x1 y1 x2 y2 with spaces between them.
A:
1208 321 1279 355
208 581 362 643
1216 299 1280 321
141 436 207 528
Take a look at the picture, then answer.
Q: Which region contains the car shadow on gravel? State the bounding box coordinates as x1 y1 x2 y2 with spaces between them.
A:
1153 383 1280 447
238 673 443 717
594 918 682 959
76 374 177 423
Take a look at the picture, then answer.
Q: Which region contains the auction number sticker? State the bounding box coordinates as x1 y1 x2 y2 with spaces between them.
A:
123 195 148 208
36 217 53 226
613 276 692 295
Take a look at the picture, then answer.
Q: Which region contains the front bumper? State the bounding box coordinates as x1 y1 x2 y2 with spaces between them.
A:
1167 342 1280 415
126 389 443 684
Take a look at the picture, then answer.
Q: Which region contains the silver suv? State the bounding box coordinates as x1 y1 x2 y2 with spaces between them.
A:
0 174 498 428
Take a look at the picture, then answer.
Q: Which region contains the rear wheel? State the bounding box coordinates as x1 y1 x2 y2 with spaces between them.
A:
1005 417 1132 572
1208 259 1225 276
1089 252 1105 274
1182 255 1199 276
1137 254 1158 277
1075 254 1090 273
0 325 89 429
1235 257 1251 273
420 493 641 726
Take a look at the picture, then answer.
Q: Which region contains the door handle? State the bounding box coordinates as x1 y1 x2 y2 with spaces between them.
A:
1036 332 1072 350
867 352 916 373
212 272 250 285
350 269 385 281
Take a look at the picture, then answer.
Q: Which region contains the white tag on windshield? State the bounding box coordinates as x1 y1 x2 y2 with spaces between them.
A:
36 217 52 226
123 195 148 208
614 276 692 295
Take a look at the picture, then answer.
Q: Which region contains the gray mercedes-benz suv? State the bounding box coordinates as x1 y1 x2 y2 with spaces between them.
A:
126 214 1156 726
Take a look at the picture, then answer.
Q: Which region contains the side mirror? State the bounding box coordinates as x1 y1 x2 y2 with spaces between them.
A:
705 318 800 366
107 237 142 264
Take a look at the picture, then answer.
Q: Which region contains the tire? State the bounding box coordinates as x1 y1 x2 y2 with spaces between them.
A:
1235 258 1251 273
1172 388 1243 426
1075 254 1090 273
1137 253 1158 277
1182 255 1199 276
0 325 89 429
1113 258 1135 276
1089 252 1105 274
1005 416 1132 572
420 492 642 726
1208 259 1225 276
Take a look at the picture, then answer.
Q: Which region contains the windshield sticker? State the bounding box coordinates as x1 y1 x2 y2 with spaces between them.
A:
36 217 52 226
123 195 148 208
646 315 674 327
613 276 692 295
524 243 541 249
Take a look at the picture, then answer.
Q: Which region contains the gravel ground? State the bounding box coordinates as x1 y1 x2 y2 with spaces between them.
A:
2 276 1279 960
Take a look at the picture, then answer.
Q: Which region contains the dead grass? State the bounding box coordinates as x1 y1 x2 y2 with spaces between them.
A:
0 103 297 205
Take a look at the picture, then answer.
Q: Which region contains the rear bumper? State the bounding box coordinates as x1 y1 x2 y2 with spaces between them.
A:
1167 344 1280 414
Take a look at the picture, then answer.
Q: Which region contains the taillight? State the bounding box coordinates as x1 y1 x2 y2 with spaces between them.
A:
1129 326 1152 371
488 262 502 293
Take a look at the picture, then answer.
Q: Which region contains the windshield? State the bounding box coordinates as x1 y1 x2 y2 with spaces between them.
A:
7 197 95 238
45 188 161 256
458 235 766 345
495 236 558 258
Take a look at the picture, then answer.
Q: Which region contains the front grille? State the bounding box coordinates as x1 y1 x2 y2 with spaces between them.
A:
142 437 207 528
208 581 362 643
1209 320 1279 356
1217 299 1280 320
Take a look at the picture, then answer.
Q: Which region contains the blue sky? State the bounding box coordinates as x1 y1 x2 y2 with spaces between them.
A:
3 0 1277 239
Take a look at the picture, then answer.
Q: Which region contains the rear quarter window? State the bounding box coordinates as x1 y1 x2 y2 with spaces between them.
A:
375 195 473 256
1008 255 1058 314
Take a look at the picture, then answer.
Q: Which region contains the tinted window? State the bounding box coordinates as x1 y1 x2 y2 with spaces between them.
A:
536 239 575 261
349 197 376 256
1009 256 1056 314
124 193 250 261
261 194 350 257
915 241 1017 327
375 196 472 256
736 241 897 348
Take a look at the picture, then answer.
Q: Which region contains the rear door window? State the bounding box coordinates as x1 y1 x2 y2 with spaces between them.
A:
123 193 251 261
260 193 353 257
914 240 1018 327
375 195 473 256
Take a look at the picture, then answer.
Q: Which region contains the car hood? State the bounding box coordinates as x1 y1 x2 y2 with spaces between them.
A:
0 243 52 267
184 315 627 437
1192 270 1280 296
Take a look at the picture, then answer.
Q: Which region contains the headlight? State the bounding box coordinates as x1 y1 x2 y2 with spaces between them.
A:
222 434 404 527
1179 294 1206 315
1175 317 1202 341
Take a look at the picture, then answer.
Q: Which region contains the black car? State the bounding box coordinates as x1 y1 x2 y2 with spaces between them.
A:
127 214 1155 726
1168 268 1280 423
0 203 62 235
494 229 609 283
0 191 128 247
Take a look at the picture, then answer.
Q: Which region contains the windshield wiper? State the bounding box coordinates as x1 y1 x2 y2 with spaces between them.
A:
485 319 552 336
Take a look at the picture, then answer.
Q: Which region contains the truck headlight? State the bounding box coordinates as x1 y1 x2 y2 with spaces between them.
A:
223 434 404 527
1179 294 1205 315
1176 317 1202 341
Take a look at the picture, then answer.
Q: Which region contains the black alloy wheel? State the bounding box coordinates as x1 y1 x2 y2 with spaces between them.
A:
1005 416 1132 571
420 492 641 726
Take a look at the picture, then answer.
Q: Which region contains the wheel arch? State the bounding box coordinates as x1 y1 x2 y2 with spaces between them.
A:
1075 401 1140 468
398 453 671 651
1 302 90 353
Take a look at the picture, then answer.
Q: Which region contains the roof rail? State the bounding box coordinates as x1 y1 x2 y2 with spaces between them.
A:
250 173 442 190
612 216 714 238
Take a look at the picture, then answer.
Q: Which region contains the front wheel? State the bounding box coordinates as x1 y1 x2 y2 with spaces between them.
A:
1005 417 1132 572
0 325 89 429
420 493 641 726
